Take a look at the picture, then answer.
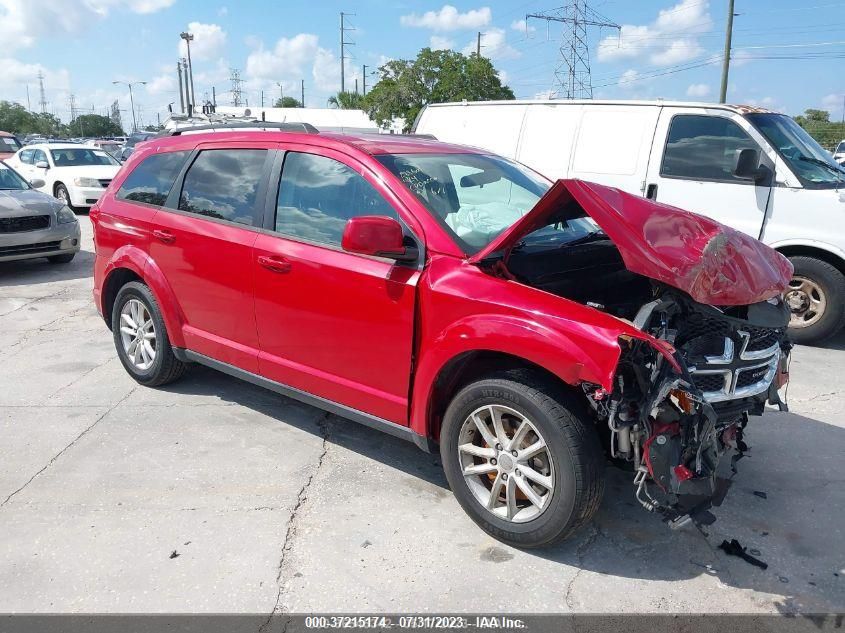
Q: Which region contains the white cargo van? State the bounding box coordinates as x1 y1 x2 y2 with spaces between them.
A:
414 100 845 344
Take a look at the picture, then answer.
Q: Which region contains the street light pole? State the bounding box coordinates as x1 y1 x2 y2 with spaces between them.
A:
719 0 736 104
112 80 146 132
180 32 196 114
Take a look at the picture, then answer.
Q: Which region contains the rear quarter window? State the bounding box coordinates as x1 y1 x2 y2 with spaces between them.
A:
117 151 190 206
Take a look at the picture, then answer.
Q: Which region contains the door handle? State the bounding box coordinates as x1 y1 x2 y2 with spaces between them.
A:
152 229 175 244
646 183 658 200
257 254 292 273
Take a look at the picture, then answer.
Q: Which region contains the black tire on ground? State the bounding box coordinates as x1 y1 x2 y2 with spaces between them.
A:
47 253 75 264
440 369 605 548
787 256 845 345
54 183 75 211
111 281 187 387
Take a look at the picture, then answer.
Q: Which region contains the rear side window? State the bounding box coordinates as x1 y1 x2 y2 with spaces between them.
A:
661 115 758 182
117 151 189 206
19 149 34 164
178 149 267 225
274 152 399 246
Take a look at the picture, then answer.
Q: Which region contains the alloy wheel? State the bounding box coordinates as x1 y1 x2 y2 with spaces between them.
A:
119 299 157 370
458 404 555 523
786 275 827 329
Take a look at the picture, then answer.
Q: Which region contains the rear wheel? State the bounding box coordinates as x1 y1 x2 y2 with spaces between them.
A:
786 256 845 345
440 370 605 548
112 281 186 386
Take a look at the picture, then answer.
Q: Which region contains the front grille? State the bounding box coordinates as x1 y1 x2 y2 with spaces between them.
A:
736 365 772 389
0 215 50 233
0 240 62 256
692 374 728 393
98 179 112 188
745 326 781 352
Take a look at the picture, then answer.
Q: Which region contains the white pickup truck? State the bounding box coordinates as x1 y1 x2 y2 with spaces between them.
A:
414 100 845 344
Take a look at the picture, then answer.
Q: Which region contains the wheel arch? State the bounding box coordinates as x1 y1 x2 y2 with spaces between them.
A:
53 180 66 196
773 242 845 277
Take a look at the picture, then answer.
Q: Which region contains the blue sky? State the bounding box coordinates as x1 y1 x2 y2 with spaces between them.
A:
2 0 844 127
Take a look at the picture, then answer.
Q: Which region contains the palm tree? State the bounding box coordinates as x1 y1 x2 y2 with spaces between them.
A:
327 91 366 109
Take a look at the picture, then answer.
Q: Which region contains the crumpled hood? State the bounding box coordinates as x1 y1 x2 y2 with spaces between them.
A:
469 179 793 306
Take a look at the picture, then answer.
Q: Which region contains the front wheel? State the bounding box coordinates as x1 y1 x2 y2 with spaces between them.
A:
440 370 605 548
54 183 73 209
786 256 845 345
112 281 187 386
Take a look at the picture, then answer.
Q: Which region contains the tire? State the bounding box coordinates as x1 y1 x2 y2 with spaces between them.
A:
786 256 845 345
48 253 75 264
54 183 74 210
440 370 605 548
112 281 187 387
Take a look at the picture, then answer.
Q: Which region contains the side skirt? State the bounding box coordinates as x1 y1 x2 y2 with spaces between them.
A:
174 348 435 453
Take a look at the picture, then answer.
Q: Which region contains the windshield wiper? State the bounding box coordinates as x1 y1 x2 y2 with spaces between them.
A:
797 155 845 177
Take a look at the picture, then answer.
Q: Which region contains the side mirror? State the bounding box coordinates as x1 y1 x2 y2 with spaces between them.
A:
734 148 765 182
29 178 45 189
35 160 49 170
341 216 417 262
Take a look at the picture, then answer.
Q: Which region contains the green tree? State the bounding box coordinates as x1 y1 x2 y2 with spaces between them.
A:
327 91 366 109
794 108 845 151
70 114 124 137
274 96 302 108
363 48 514 132
0 101 35 135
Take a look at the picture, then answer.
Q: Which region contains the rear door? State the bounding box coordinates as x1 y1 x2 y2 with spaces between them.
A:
154 142 273 372
252 145 419 424
644 108 774 239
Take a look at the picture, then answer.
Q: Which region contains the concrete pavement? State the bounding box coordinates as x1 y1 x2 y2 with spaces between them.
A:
0 216 842 614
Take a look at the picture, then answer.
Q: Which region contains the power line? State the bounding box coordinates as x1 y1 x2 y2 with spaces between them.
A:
526 1 621 99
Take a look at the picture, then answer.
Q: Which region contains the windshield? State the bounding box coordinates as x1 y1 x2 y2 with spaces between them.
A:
747 113 845 188
0 162 29 190
377 152 597 254
0 136 22 152
836 141 845 154
50 147 120 167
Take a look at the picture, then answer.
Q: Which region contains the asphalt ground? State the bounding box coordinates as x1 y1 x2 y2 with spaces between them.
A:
0 215 842 614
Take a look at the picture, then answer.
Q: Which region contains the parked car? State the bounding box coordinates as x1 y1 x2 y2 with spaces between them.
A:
0 131 23 160
7 143 121 210
415 100 845 344
88 139 125 162
833 140 845 165
90 130 792 547
0 160 80 264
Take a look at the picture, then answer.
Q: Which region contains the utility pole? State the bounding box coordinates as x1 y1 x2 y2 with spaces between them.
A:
477 32 482 57
25 85 31 111
212 86 216 107
38 71 47 113
112 80 146 132
230 69 243 107
276 81 283 105
719 0 736 103
180 31 196 113
301 79 305 107
340 12 356 93
527 2 620 99
261 90 264 107
355 78 358 95
177 61 185 113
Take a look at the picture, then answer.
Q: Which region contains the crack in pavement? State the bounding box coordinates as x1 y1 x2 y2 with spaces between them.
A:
259 412 332 633
564 522 599 612
46 356 118 402
0 385 138 508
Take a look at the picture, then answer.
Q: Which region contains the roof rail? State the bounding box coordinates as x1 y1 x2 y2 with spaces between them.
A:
164 121 319 136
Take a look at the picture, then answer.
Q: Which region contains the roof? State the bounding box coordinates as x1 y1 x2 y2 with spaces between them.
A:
423 99 776 115
0 131 16 137
146 130 485 157
22 143 88 151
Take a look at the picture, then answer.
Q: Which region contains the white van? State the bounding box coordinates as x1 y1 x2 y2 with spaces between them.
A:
414 100 845 344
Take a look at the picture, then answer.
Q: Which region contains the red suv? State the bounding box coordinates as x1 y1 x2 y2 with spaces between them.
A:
91 127 793 547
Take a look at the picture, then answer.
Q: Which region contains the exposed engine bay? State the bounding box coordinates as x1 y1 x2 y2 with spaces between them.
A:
504 234 792 528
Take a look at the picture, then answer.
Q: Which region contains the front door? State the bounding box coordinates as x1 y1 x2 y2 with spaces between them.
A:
644 108 774 239
152 143 273 372
252 146 419 424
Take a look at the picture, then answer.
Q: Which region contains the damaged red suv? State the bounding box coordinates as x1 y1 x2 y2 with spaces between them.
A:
91 127 793 547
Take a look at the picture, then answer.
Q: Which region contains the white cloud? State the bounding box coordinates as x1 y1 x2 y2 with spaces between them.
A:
597 0 712 66
245 33 320 81
686 82 710 98
510 19 536 34
146 73 176 96
0 0 173 51
462 27 520 60
178 22 227 61
618 69 641 89
822 93 844 113
430 35 454 51
534 89 557 100
401 5 491 31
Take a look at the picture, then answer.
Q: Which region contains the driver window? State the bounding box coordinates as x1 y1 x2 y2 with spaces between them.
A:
661 115 759 182
33 150 47 165
19 149 34 164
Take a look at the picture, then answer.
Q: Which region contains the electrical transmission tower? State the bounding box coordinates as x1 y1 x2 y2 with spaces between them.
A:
527 2 620 99
340 12 356 93
230 68 244 107
37 71 48 113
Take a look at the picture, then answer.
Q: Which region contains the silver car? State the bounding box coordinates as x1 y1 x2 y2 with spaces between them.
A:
0 160 80 264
